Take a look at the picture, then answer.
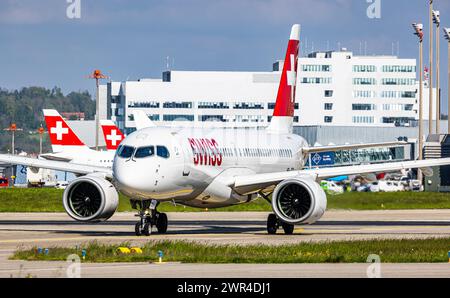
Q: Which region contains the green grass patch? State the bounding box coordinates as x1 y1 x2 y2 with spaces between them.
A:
1 188 450 212
11 238 450 263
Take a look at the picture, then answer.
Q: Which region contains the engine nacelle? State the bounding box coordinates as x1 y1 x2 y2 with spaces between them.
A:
272 176 327 225
63 175 119 222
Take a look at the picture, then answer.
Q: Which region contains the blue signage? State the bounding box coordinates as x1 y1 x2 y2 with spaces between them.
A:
309 152 335 167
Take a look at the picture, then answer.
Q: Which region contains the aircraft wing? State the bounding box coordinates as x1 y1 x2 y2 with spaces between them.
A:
232 158 450 193
0 154 112 177
133 110 157 130
302 141 406 154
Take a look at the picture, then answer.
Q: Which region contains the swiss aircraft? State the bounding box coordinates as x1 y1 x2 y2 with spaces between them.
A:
1 24 450 236
38 109 117 167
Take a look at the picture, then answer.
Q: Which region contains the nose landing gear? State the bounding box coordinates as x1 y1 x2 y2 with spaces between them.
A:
132 199 169 236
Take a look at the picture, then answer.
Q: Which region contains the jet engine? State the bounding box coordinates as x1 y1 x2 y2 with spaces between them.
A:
272 176 327 225
63 175 119 222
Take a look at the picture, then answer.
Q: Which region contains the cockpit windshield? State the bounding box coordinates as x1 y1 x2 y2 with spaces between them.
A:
118 146 135 159
156 146 170 158
135 146 155 158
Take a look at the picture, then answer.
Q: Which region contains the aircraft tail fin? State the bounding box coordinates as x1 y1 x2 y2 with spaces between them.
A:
42 109 87 153
133 110 157 130
100 120 125 151
267 24 300 134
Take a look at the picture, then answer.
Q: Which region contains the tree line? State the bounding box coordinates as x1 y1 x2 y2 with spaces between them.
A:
0 86 95 154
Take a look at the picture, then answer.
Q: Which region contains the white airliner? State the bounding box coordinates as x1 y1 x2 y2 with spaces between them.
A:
2 24 450 236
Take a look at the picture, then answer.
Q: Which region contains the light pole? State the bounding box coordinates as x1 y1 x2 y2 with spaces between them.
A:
444 28 450 133
38 125 45 155
413 23 425 184
89 69 108 151
429 0 434 135
3 123 23 155
433 10 441 134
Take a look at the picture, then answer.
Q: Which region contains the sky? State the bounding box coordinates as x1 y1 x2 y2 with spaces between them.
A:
1 0 450 111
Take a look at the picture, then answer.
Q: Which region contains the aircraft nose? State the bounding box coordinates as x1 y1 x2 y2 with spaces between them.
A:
113 159 150 194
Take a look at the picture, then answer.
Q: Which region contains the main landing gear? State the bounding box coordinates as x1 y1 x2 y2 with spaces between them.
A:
258 191 294 235
267 213 294 235
132 200 168 236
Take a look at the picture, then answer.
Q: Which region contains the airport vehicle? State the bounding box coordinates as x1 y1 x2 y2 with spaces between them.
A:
100 120 125 151
320 180 344 194
0 177 8 187
26 167 56 188
2 24 450 236
378 180 405 192
369 182 380 192
55 181 69 189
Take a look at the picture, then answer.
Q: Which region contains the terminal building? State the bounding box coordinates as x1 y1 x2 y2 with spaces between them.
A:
101 49 436 136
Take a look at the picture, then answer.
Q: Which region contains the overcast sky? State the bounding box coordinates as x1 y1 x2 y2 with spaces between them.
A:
0 0 449 110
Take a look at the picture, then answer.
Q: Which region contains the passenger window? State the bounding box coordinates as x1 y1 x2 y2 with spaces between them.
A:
118 146 135 159
135 146 155 158
157 146 170 158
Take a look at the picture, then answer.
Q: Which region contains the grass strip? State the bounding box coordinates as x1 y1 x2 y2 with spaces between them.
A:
11 238 450 263
2 188 450 212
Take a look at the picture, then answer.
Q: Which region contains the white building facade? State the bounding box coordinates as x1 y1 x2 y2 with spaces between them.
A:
103 50 436 134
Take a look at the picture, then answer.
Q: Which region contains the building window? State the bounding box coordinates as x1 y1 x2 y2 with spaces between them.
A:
352 104 376 111
382 78 415 85
301 65 332 72
353 90 376 98
163 102 193 109
324 90 334 97
382 117 415 126
199 115 226 122
301 77 332 84
352 116 374 124
324 103 333 110
198 102 230 109
382 104 414 111
382 65 416 73
353 65 376 72
128 101 160 108
353 78 376 85
324 116 333 123
163 115 194 121
234 102 264 109
268 103 299 109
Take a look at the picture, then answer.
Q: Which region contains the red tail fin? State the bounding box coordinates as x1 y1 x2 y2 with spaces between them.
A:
273 24 300 117
43 109 85 152
100 120 125 150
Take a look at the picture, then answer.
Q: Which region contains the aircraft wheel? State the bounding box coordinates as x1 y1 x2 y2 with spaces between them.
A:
135 222 142 236
143 223 152 236
156 213 168 234
267 214 278 235
281 222 294 235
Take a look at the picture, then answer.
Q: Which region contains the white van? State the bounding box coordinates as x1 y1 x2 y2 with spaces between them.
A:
378 180 404 192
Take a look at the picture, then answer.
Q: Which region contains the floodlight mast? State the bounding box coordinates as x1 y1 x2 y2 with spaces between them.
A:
433 10 441 133
413 22 424 185
444 28 450 133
